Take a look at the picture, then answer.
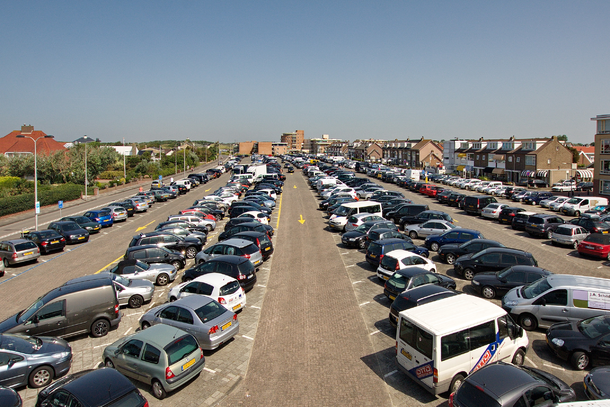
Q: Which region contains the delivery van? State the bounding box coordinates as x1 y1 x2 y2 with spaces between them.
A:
502 274 610 331
395 294 528 395
561 197 608 217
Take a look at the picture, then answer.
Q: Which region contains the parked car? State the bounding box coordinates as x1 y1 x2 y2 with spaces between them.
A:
108 259 178 286
83 209 113 228
182 255 258 292
399 210 453 229
569 216 610 234
0 386 21 406
576 181 594 192
523 191 553 205
100 206 128 222
365 239 429 268
479 203 508 220
0 239 40 267
470 265 552 299
497 207 526 225
551 224 590 249
388 285 459 328
376 250 437 281
549 197 570 212
233 231 274 260
454 247 538 280
546 314 610 370
128 231 203 259
449 362 575 407
168 273 246 313
524 214 566 238
383 267 456 301
21 230 65 255
47 221 89 244
584 367 610 400
424 229 484 252
365 228 411 246
102 272 154 308
156 226 207 245
539 195 564 209
463 195 498 215
341 220 397 249
344 214 386 232
577 232 610 260
437 238 505 265
196 238 263 267
104 324 204 399
218 222 272 242
139 296 239 351
404 220 457 239
0 333 72 388
511 211 537 231
59 216 101 233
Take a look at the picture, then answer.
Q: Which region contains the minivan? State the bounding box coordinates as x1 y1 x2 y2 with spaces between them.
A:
562 197 609 217
463 195 498 215
396 294 528 395
328 201 383 231
0 274 121 338
502 274 610 331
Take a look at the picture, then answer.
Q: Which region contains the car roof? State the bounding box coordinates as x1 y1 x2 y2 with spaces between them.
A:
464 363 539 398
376 238 409 246
217 238 254 248
62 368 137 406
442 228 480 235
208 255 249 264
192 272 238 286
386 249 424 261
2 238 31 244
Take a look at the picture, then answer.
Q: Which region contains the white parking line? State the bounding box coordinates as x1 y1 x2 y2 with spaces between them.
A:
352 280 363 284
369 330 380 336
257 284 266 288
250 305 260 309
346 264 356 268
94 342 113 349
242 335 254 340
543 363 565 371
525 356 537 368
203 367 216 373
123 327 133 335
384 370 398 378
359 301 370 306
341 252 349 255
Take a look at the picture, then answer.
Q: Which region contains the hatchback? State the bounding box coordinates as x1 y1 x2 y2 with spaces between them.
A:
524 214 566 238
470 265 552 299
196 238 263 267
424 229 484 252
569 216 610 234
47 221 89 244
218 222 272 241
58 215 101 233
21 230 65 255
342 221 398 248
102 272 155 308
437 238 505 265
584 367 610 400
399 210 452 229
100 206 128 222
83 209 113 227
124 245 186 271
344 213 385 232
233 231 274 260
382 266 456 301
103 324 204 399
0 333 72 389
0 239 40 267
376 250 437 281
365 239 429 268
454 247 538 280
110 201 136 217
124 197 149 212
577 232 610 260
108 259 178 286
551 224 590 249
168 273 246 313
497 207 526 225
139 296 239 352
129 231 203 259
237 211 271 225
0 386 21 406
182 255 258 291
404 220 457 239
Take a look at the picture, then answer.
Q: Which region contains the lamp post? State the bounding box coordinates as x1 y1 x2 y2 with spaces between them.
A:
16 134 54 230
123 138 126 180
184 138 190 172
84 140 88 200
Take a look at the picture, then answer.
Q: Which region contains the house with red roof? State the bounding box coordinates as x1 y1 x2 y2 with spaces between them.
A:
572 145 594 167
0 125 66 156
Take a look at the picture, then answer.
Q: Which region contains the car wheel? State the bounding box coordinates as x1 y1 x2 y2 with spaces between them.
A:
445 253 456 265
409 231 418 239
171 260 182 270
156 273 169 286
152 379 167 400
571 351 590 370
3 258 8 268
512 349 525 366
519 313 538 331
575 211 581 217
358 239 367 249
169 296 177 302
574 241 580 250
185 246 197 259
463 268 475 281
105 358 115 368
481 286 496 299
449 374 465 394
128 295 144 308
91 319 110 337
206 225 213 232
545 230 553 239
141 321 151 330
430 242 439 252
29 366 53 388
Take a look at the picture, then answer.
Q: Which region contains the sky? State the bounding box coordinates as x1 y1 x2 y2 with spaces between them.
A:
1 1 608 144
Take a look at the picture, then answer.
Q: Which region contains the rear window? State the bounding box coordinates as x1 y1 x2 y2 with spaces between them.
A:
165 334 199 365
368 242 382 255
554 227 572 236
529 217 544 224
15 242 37 251
237 260 255 275
585 234 610 244
106 389 147 407
39 231 58 239
220 281 241 295
454 382 501 407
380 255 398 271
195 301 226 323
242 243 259 255
368 231 381 241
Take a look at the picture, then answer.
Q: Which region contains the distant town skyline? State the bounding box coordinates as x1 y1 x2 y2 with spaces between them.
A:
2 1 608 144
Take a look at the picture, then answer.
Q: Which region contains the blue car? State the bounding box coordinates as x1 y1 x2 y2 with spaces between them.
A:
424 229 484 251
365 238 429 268
83 209 113 227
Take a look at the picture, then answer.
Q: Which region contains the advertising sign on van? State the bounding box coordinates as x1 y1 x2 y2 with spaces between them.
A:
573 290 610 310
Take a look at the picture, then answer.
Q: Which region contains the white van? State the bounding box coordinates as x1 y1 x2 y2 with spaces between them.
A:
328 201 382 231
231 173 254 184
173 179 192 190
502 274 610 331
561 197 608 216
396 294 528 395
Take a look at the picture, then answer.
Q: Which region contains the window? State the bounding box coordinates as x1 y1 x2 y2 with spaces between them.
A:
182 283 199 294
469 321 496 349
476 155 480 160
498 315 509 339
505 271 525 283
501 254 518 265
602 160 610 174
0 352 23 366
199 283 214 295
544 289 568 306
602 139 610 154
37 301 64 320
525 156 535 166
516 157 520 163
508 156 513 163
159 306 179 320
121 339 143 358
142 344 161 364
441 330 469 360
176 308 194 324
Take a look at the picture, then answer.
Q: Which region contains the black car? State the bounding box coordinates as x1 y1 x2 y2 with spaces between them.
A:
463 195 498 215
365 239 429 268
388 285 459 327
446 192 466 207
319 196 354 211
155 220 209 235
577 182 594 192
385 204 429 224
123 245 186 270
128 232 202 259
47 221 89 244
59 216 101 234
584 366 610 400
155 227 207 245
497 207 527 225
0 386 21 407
341 220 397 249
365 228 411 246
546 315 610 370
570 216 610 234
524 214 566 238
454 247 538 280
450 362 575 407
436 190 454 204
230 201 272 215
437 238 505 265
233 231 274 260
383 267 456 302
36 368 148 407
22 229 66 254
511 211 537 230
182 255 257 291
471 265 553 299
219 222 272 241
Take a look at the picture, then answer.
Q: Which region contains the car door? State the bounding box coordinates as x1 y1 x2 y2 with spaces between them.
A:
171 307 199 338
114 339 144 381
441 231 461 245
22 300 66 337
179 281 203 299
417 221 436 237
474 252 502 273
532 289 571 326
0 351 28 388
146 248 166 265
502 269 527 293
591 334 610 366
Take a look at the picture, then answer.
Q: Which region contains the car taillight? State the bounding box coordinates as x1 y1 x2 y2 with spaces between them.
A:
60 238 65 242
218 297 226 304
233 314 238 321
165 366 175 379
395 262 400 271
509 213 516 217
12 253 17 260
433 368 438 383
237 273 246 280
114 304 119 315
143 401 149 407
242 253 251 259
209 325 219 334
41 241 48 246
448 392 454 407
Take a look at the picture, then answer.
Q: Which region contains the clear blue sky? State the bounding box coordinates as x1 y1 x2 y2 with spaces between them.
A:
1 1 608 144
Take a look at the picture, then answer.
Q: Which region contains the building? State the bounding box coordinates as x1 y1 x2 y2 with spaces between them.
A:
593 114 610 196
381 138 444 169
272 142 288 156
354 141 383 161
110 145 139 156
281 130 304 151
326 141 349 157
257 141 273 156
572 146 594 167
0 125 67 157
238 141 255 155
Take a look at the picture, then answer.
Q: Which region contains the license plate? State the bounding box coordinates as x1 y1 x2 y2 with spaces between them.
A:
23 251 33 256
585 245 595 249
370 254 376 258
247 274 254 279
78 236 85 240
389 294 396 300
181 358 196 371
264 247 271 251
232 304 241 311
222 321 232 330
381 275 389 281
51 240 59 244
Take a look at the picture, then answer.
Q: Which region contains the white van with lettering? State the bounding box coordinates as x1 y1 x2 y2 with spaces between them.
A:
328 201 382 231
561 197 608 217
396 294 528 395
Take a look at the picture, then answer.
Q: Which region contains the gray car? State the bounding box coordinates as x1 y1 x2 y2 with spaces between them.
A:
101 206 128 222
107 259 177 286
0 333 72 389
195 238 263 267
101 272 155 308
139 295 239 351
551 224 590 249
103 324 205 399
0 239 40 267
404 220 458 239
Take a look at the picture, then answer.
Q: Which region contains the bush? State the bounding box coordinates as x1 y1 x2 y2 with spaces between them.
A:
0 183 85 217
0 176 22 191
98 170 124 180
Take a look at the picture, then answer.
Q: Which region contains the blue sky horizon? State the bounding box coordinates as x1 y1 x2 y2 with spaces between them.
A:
1 1 608 144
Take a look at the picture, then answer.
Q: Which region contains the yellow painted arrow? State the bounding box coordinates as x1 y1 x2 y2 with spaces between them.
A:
205 188 211 192
298 215 305 224
294 185 297 188
136 220 156 232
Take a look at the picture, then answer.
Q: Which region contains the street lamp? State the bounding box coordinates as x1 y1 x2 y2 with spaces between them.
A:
123 138 126 180
16 134 54 230
184 138 190 172
84 140 88 200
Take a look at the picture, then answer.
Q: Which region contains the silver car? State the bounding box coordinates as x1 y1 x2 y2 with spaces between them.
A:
551 224 590 249
101 272 155 308
0 239 40 267
126 197 149 212
404 220 457 239
106 259 177 286
195 238 263 267
139 295 239 351
101 206 128 222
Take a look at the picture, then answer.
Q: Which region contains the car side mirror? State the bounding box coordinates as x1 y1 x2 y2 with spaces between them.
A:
114 348 122 356
533 298 547 306
28 315 39 325
165 253 169 258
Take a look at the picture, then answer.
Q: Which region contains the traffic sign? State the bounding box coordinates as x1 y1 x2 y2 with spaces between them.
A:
35 201 40 214
58 200 64 209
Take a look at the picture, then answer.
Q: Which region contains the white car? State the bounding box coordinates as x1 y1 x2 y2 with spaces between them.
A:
480 203 509 219
237 211 270 225
167 273 246 312
376 249 436 281
255 189 277 200
344 214 385 232
539 196 563 208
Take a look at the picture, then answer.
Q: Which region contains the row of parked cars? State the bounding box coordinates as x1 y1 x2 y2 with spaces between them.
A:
301 161 610 405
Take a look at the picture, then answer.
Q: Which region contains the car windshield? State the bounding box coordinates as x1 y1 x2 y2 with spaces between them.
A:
17 297 44 324
496 267 513 279
0 334 42 353
521 277 551 299
584 234 610 244
195 301 227 323
61 223 80 231
380 255 398 271
112 275 131 286
388 274 408 290
567 198 583 204
578 315 610 339
135 260 150 270
334 206 351 216
73 216 91 223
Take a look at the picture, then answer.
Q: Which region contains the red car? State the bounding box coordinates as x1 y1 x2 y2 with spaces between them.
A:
577 232 610 260
180 209 216 221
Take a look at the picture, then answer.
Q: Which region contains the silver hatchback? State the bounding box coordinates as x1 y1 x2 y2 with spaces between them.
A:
106 259 177 286
551 224 590 249
102 206 128 222
101 272 155 308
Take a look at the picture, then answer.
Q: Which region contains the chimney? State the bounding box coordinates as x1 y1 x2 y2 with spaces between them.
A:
21 124 34 134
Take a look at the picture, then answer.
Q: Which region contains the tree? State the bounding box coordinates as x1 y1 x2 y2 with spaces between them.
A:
556 135 568 141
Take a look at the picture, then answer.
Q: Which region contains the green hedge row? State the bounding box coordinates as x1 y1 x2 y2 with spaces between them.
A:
0 183 85 217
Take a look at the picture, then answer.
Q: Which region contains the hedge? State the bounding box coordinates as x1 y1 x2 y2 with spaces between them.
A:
0 183 86 217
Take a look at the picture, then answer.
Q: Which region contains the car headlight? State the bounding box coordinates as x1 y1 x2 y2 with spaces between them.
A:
472 280 480 285
69 235 78 239
52 351 71 359
551 338 564 347
504 300 517 307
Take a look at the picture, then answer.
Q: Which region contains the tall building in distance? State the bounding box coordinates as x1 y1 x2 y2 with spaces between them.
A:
281 130 304 151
